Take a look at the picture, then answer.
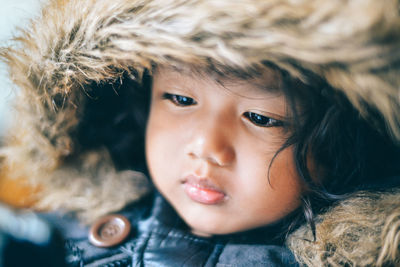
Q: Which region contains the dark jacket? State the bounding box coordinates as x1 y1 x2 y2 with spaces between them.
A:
1 193 299 266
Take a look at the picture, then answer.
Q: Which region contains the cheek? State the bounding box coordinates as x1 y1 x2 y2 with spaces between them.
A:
235 145 303 219
269 149 299 183
268 148 303 208
145 110 168 177
145 108 184 180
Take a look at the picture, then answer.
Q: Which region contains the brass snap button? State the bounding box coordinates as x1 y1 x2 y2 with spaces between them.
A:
88 214 131 248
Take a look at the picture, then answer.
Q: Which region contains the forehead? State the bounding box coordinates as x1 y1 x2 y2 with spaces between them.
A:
153 65 283 99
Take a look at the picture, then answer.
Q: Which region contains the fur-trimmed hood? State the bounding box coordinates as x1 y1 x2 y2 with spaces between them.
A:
1 0 400 265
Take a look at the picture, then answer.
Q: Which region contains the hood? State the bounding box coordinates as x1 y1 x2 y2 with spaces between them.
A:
287 189 400 266
1 0 400 265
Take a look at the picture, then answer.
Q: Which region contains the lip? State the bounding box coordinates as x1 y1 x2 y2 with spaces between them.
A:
182 175 226 205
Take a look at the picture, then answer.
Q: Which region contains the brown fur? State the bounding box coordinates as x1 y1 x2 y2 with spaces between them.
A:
287 191 400 266
1 0 400 264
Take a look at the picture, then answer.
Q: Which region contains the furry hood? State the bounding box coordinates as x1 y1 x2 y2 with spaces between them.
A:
1 0 400 265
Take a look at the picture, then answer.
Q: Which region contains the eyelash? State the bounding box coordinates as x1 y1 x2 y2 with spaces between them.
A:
162 93 197 106
162 93 283 128
243 112 283 128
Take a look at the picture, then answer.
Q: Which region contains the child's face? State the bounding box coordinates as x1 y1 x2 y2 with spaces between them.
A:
146 67 303 236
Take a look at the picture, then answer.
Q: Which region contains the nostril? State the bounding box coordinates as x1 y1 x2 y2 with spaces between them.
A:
185 138 205 159
187 146 235 167
216 147 235 167
187 151 198 159
185 133 235 167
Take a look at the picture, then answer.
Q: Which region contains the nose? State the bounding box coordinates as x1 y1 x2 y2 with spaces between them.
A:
185 116 235 167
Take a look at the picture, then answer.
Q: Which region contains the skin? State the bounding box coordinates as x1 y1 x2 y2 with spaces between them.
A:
145 66 304 236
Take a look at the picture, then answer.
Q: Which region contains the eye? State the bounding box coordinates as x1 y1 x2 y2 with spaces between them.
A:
244 112 283 127
162 93 197 106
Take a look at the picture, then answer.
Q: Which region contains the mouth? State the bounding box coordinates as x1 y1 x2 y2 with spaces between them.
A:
182 175 226 205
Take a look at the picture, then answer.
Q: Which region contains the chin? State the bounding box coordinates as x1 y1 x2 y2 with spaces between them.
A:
184 216 242 237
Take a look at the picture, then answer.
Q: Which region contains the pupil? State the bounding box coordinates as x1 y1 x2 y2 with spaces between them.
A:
178 96 190 104
252 113 268 124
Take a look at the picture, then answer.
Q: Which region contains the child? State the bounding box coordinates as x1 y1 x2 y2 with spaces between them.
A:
1 0 400 266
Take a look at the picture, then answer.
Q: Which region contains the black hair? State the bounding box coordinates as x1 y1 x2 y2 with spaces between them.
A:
75 71 152 173
275 66 400 238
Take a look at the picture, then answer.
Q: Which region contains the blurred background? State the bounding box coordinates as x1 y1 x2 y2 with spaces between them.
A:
0 0 44 208
0 0 44 139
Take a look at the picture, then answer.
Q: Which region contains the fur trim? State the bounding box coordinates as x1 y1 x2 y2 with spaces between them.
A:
2 0 400 148
34 148 151 223
287 190 400 266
